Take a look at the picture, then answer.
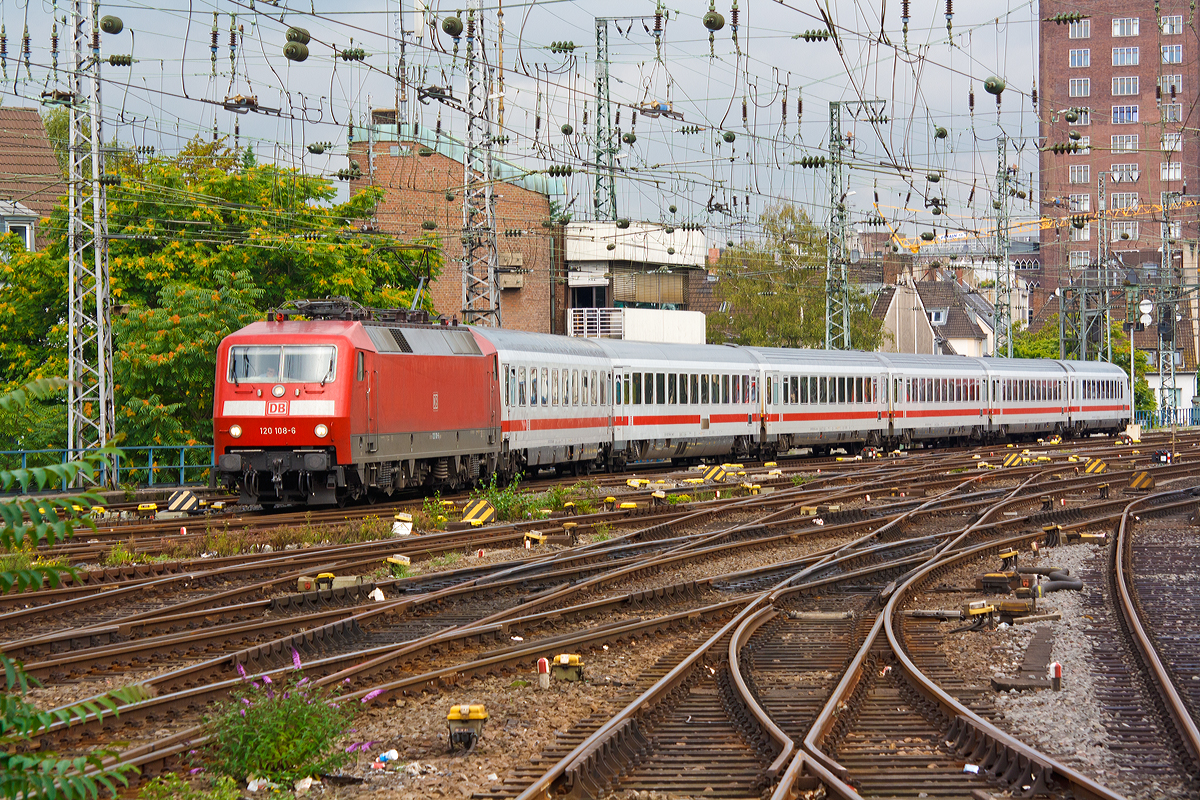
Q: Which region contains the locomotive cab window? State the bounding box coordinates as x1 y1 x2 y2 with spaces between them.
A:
229 345 338 384
356 351 364 381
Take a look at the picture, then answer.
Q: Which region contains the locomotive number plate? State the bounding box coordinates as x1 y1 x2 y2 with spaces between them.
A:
267 400 288 415
259 426 297 435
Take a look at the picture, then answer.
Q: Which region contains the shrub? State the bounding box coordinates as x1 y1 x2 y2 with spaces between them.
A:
202 657 354 784
139 773 240 800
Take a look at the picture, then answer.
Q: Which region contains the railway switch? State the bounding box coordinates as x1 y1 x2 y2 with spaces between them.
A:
1040 496 1052 511
999 549 1019 571
604 496 616 511
550 653 584 681
392 512 413 536
1098 483 1110 499
562 501 576 515
447 704 488 751
524 532 547 548
137 502 157 517
652 490 668 506
1042 524 1064 547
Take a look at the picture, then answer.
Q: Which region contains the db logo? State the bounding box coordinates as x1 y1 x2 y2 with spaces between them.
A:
267 401 288 416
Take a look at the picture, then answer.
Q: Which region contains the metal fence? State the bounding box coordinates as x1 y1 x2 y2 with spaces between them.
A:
1134 408 1200 429
0 445 214 492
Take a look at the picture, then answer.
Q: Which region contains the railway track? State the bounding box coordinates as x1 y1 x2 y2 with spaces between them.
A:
9 435 1200 799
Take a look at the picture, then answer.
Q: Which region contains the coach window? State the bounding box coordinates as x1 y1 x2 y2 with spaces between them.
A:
502 364 510 406
581 371 589 406
690 375 698 404
552 369 560 405
717 374 726 404
655 373 666 405
632 373 642 404
592 370 599 404
680 374 689 404
624 373 631 404
540 368 548 406
518 367 527 406
568 369 576 406
530 368 539 407
699 374 709 404
668 374 678 404
614 374 622 406
730 374 740 404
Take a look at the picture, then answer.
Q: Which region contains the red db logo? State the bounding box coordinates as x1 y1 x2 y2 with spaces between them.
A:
267 401 288 416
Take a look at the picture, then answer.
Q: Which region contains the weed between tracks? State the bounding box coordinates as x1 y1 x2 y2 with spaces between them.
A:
198 659 354 785
468 474 601 522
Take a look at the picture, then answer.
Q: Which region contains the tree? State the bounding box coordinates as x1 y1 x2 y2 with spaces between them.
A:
706 205 885 351
1 138 440 449
1012 314 1154 410
0 379 149 800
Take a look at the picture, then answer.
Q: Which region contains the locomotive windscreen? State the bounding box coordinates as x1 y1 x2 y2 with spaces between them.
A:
228 345 337 383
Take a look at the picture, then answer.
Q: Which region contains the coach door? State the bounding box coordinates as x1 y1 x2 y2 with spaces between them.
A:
366 363 379 453
764 371 779 437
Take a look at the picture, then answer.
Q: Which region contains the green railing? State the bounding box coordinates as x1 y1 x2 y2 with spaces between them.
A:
0 445 214 492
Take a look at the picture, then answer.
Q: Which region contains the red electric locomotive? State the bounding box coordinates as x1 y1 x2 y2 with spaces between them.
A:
213 301 498 506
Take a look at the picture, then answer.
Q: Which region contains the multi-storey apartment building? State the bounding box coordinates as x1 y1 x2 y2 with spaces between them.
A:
1038 3 1197 299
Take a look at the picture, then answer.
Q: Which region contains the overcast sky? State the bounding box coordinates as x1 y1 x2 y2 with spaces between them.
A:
2 0 1041 244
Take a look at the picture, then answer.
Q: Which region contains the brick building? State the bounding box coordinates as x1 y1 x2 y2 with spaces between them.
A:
0 107 64 249
350 111 566 333
1038 3 1199 295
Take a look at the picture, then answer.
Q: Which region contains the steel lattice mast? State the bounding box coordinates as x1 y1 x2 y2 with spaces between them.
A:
593 18 617 221
993 135 1013 357
460 0 500 326
67 0 114 474
824 101 850 350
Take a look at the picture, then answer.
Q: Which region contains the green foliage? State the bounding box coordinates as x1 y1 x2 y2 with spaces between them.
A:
0 382 150 799
790 474 813 486
1012 314 1154 411
707 204 885 351
469 474 600 522
138 773 241 800
203 667 353 784
415 492 447 531
2 136 441 450
427 551 462 569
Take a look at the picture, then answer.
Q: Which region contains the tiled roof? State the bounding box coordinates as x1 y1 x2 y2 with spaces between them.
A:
0 108 64 221
1028 294 1059 335
871 286 896 320
916 280 986 340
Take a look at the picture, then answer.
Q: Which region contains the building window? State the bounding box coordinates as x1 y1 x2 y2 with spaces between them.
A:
928 309 947 326
1072 136 1091 155
4 223 31 251
1112 134 1139 153
1069 78 1091 97
1069 18 1091 38
1112 76 1139 95
1163 44 1183 63
1163 103 1183 122
1162 14 1184 34
1070 223 1092 242
1159 75 1182 96
1014 259 1040 270
1069 49 1091 67
1069 193 1091 211
1111 163 1139 182
1163 191 1184 209
1071 107 1092 125
1111 221 1139 241
1112 17 1140 37
1069 251 1091 269
1111 192 1139 209
1112 105 1139 124
1163 132 1182 152
1163 220 1182 240
1069 165 1090 184
1112 46 1140 66
1161 161 1182 181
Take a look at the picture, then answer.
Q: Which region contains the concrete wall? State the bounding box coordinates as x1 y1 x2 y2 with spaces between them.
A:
879 283 937 355
622 308 707 344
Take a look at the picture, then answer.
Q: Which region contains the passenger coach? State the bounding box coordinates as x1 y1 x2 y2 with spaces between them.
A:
213 302 1132 506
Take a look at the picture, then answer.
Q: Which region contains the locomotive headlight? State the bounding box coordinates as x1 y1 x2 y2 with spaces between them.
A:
314 424 329 438
272 385 285 398
229 424 243 439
